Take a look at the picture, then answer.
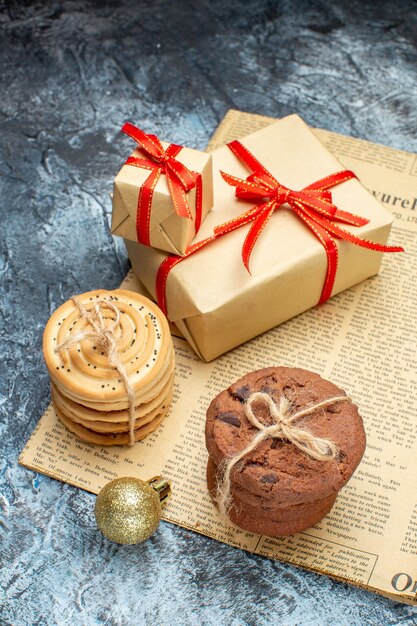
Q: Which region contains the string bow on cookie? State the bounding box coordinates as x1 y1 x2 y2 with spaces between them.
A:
216 391 348 517
55 298 137 446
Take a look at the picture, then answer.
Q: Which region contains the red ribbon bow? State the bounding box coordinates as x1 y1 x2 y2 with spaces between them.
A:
155 140 403 315
217 140 403 302
122 122 202 246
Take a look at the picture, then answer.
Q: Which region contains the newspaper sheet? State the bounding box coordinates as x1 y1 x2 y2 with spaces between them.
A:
20 110 417 604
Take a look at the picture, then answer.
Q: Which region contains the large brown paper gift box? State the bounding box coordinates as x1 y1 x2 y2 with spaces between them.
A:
112 140 213 256
125 115 396 362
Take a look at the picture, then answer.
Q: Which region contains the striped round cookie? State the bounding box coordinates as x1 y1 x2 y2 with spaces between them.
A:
50 372 174 425
52 347 175 412
43 289 175 445
55 403 170 446
51 382 173 433
43 289 173 406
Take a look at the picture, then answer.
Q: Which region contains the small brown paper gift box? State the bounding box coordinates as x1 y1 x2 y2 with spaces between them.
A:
125 115 398 362
111 124 213 256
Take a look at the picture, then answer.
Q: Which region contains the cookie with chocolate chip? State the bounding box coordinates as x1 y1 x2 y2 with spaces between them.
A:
205 366 366 535
207 457 337 536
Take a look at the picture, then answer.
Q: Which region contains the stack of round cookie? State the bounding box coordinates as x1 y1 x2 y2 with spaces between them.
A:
43 289 174 445
205 366 366 536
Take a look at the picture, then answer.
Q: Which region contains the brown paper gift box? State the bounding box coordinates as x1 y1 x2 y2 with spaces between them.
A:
125 114 397 362
112 139 213 256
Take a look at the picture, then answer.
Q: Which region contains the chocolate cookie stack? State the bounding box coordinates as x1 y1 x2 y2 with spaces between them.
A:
43 289 174 445
205 366 366 536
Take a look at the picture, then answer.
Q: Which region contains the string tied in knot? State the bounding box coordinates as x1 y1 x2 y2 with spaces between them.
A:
216 391 348 518
54 297 136 446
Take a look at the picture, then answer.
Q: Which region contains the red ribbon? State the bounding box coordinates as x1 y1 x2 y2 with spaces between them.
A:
156 140 403 315
122 122 203 246
217 140 403 302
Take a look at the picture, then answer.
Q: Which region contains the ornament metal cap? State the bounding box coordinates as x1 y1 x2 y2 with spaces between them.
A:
95 476 171 545
148 476 171 502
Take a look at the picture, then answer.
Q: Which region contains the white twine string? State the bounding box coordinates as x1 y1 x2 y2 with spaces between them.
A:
54 297 136 446
216 391 348 517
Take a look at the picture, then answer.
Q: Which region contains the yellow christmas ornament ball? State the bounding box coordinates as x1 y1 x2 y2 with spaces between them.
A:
95 477 168 545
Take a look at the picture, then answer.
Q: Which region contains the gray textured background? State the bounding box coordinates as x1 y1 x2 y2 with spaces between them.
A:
1 1 417 624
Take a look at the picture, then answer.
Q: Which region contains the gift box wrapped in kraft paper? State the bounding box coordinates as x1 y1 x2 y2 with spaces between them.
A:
125 114 402 362
112 123 213 256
